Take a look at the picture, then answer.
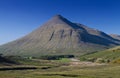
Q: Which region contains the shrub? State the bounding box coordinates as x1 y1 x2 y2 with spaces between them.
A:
95 58 105 63
112 58 120 64
87 58 96 62
80 57 87 61
38 55 74 60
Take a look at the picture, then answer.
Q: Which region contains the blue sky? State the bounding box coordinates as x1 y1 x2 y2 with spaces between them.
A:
0 0 120 45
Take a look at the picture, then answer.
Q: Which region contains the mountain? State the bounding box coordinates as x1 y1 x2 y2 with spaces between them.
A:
80 46 120 63
109 34 120 40
0 15 120 57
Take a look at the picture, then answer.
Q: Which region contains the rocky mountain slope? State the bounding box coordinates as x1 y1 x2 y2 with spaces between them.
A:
0 15 119 57
109 34 120 40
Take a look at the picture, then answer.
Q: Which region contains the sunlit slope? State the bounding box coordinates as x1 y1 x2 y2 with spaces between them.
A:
80 46 120 63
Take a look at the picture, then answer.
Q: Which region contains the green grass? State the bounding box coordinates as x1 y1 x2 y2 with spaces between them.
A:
0 55 120 78
0 64 120 78
80 46 120 63
54 58 71 63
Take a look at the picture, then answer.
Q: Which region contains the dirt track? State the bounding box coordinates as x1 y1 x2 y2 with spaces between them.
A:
70 58 106 66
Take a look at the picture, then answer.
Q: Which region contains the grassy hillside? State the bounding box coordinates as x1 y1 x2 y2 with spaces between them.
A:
80 46 120 63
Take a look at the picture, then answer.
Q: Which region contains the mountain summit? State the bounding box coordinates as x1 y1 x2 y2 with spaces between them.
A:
0 15 119 56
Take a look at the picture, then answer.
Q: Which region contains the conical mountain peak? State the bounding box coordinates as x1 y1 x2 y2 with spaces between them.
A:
49 14 71 25
53 14 63 19
0 14 119 57
42 14 81 29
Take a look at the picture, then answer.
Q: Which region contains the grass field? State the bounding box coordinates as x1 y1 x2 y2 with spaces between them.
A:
0 57 120 78
0 64 120 78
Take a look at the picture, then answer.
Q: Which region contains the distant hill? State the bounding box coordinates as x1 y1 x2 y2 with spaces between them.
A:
109 34 120 40
80 46 120 63
0 15 120 57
